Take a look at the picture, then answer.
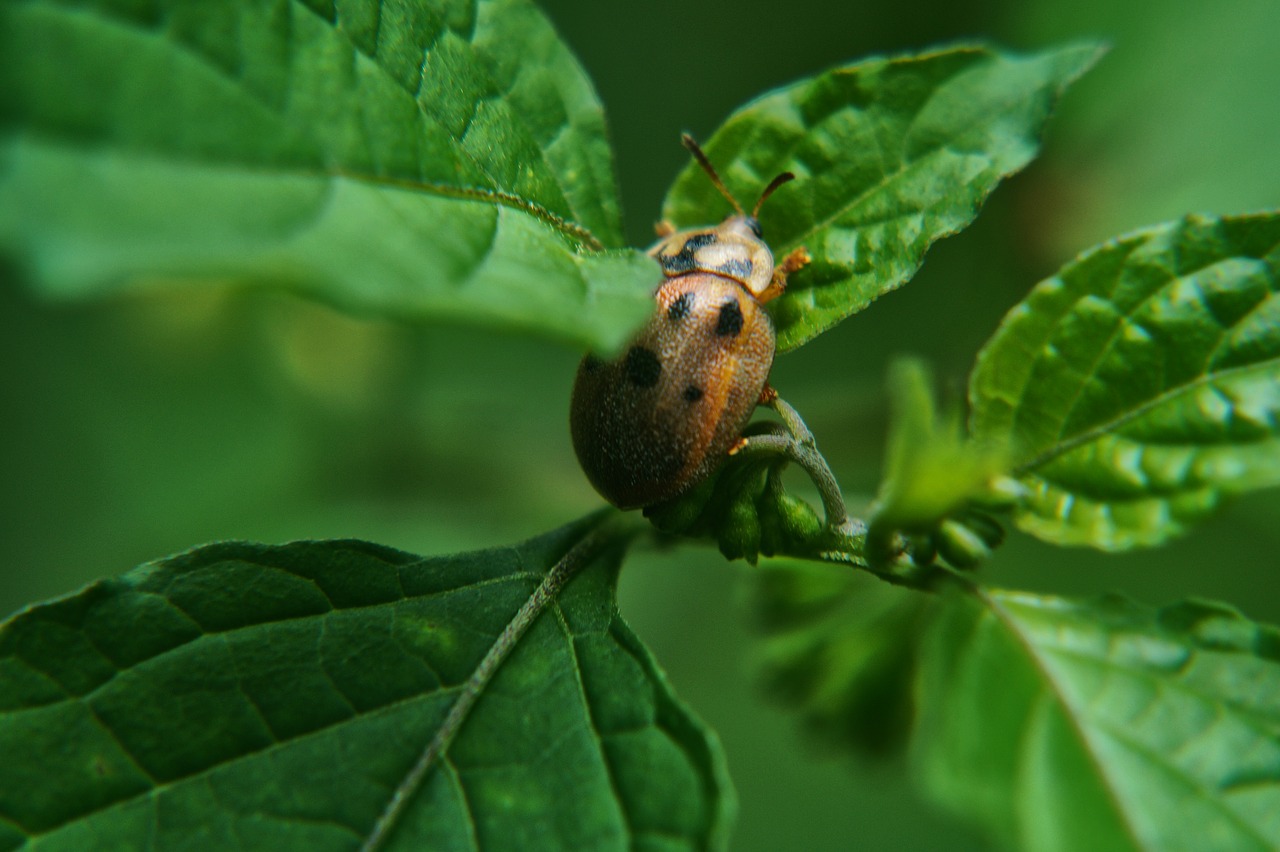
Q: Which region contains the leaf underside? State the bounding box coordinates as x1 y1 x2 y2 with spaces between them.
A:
0 0 655 353
0 523 732 850
661 43 1103 352
970 212 1280 549
915 587 1280 852
749 561 934 758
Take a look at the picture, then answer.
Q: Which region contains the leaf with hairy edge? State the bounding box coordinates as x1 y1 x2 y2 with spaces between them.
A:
914 586 1280 852
660 43 1102 352
0 0 654 352
970 212 1280 549
0 520 732 851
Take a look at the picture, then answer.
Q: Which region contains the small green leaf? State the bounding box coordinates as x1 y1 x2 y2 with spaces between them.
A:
914 587 1280 851
872 359 1008 531
661 43 1102 352
0 522 732 850
0 0 654 352
970 212 1280 549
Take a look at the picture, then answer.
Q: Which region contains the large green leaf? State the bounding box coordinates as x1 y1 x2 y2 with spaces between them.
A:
970 212 1280 549
660 43 1101 352
0 520 732 850
914 587 1280 851
0 0 655 352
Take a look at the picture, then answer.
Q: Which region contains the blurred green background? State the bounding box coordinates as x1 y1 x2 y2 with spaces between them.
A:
3 0 1279 848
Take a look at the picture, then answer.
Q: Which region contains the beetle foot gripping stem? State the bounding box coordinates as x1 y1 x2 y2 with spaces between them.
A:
748 395 861 540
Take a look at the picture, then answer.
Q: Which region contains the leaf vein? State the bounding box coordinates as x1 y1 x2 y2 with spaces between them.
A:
979 589 1146 850
553 602 632 840
1038 644 1280 736
1018 356 1280 475
1090 716 1278 850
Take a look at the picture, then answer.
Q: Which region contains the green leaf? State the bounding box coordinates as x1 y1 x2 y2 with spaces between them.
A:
970 212 1280 549
0 0 654 353
872 359 1008 531
914 587 1280 852
660 43 1102 352
0 521 732 850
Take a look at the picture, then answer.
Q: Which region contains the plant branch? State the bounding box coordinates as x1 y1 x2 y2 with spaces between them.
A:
756 395 856 535
732 395 961 589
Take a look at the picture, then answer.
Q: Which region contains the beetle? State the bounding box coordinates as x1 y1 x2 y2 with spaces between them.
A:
570 135 809 509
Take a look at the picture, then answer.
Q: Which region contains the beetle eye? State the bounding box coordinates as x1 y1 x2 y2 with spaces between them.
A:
745 217 763 238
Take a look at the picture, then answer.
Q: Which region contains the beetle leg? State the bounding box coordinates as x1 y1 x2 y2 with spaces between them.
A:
757 384 778 406
758 246 811 303
654 220 677 238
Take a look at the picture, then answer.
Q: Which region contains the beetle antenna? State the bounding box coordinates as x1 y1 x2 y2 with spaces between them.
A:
681 134 745 216
752 171 796 218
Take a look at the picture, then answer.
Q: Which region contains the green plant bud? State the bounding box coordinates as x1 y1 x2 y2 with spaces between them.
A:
864 523 907 569
959 510 1006 548
970 475 1029 511
775 493 823 547
936 519 992 570
643 472 719 533
907 532 938 567
757 494 786 557
752 488 824 555
754 468 790 557
718 494 762 563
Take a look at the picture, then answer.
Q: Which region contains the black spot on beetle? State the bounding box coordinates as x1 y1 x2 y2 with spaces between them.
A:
715 258 753 280
683 385 704 403
716 299 744 337
624 346 662 388
659 232 717 275
582 354 604 373
667 292 693 321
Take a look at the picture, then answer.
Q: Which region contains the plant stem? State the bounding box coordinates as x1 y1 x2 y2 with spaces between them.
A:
758 395 854 534
361 514 639 852
737 396 961 586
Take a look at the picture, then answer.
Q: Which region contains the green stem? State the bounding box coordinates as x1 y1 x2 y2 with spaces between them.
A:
737 396 953 588
361 513 641 852
758 395 855 535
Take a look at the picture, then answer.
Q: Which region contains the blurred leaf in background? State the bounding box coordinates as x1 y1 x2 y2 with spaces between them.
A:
1008 0 1280 256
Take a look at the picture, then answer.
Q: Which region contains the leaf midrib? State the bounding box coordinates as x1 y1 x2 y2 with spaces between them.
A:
17 680 464 841
1000 218 1280 474
8 573 550 839
978 588 1144 851
1089 716 1275 850
1014 356 1280 476
5 567 539 713
1036 642 1280 741
985 590 1280 851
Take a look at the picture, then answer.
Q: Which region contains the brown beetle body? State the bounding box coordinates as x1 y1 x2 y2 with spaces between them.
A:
569 137 807 510
570 271 775 508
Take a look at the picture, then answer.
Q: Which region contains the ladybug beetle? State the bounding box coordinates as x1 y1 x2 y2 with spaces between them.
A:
570 135 810 509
